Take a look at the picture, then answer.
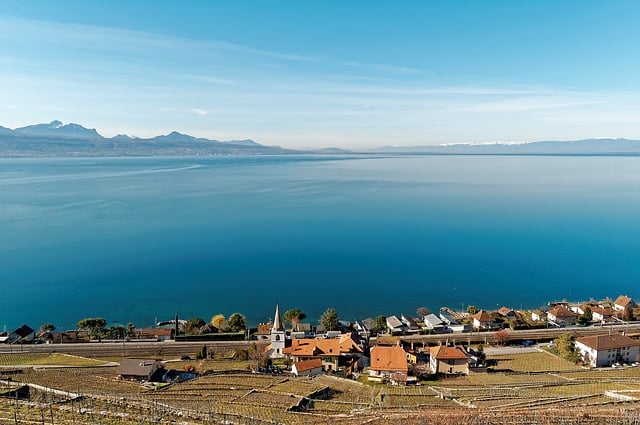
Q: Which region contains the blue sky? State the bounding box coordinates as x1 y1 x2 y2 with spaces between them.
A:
1 1 639 148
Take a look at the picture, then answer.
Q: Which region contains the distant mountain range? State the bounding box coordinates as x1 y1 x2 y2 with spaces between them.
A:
372 139 640 155
1 120 640 157
0 121 300 157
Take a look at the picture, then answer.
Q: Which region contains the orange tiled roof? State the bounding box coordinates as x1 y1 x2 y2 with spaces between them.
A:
287 333 363 357
614 295 634 308
370 345 408 372
431 345 470 360
472 310 492 322
293 358 323 373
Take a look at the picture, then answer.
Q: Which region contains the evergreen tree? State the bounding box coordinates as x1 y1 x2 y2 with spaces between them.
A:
184 317 206 334
77 318 107 340
319 307 339 331
374 315 387 333
283 309 307 331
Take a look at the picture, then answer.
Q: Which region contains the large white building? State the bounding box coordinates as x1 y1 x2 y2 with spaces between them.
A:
574 334 640 367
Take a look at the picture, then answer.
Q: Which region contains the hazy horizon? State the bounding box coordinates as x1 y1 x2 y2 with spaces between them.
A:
1 1 640 149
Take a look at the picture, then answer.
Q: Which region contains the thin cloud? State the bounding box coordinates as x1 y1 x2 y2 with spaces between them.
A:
186 75 237 86
342 60 421 75
189 108 215 116
0 16 315 64
448 97 610 113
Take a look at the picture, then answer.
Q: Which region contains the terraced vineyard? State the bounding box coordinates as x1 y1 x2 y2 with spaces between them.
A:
0 352 108 367
13 367 145 396
1 350 639 424
429 351 640 414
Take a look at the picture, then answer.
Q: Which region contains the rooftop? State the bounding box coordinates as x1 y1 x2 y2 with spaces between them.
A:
431 345 470 360
614 295 634 307
293 358 323 373
370 345 408 372
576 334 640 351
285 333 363 357
548 305 577 318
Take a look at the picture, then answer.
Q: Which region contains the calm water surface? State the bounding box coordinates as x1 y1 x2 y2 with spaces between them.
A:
1 155 639 329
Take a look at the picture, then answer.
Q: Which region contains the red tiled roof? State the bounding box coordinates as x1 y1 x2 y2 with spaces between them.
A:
497 307 514 316
431 345 470 360
576 334 640 351
370 345 408 372
548 305 577 318
590 306 617 317
293 358 323 373
472 310 492 322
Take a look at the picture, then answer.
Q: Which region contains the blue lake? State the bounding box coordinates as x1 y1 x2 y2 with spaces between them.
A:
1 155 639 330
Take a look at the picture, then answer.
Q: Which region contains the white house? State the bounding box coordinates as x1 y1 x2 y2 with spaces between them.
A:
423 313 445 332
429 345 470 375
368 344 408 384
401 315 421 333
590 306 618 323
531 310 545 322
439 311 470 332
575 334 640 368
547 305 577 327
386 315 406 334
472 310 493 330
614 295 636 312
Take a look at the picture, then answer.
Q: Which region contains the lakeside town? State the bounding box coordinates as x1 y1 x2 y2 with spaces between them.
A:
3 294 640 377
1 294 640 424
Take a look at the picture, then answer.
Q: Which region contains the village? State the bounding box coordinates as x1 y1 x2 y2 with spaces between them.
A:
1 295 640 424
2 294 640 380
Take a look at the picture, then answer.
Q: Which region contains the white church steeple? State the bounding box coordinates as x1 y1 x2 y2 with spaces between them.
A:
270 304 285 358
